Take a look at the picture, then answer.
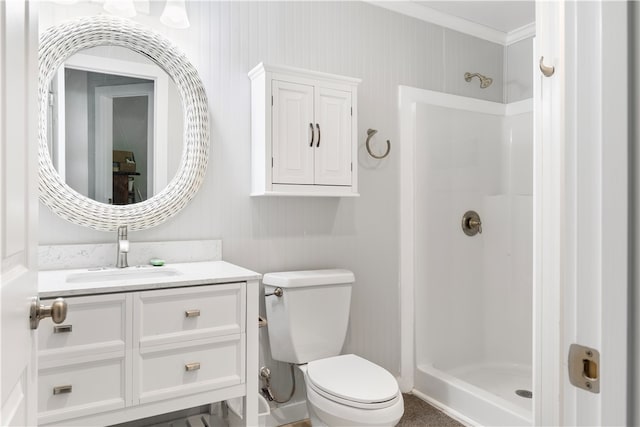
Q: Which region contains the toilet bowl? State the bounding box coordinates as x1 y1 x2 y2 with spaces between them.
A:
263 269 405 427
299 354 404 427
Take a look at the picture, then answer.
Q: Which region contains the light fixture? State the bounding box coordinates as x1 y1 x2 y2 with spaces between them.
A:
103 0 136 18
160 0 190 29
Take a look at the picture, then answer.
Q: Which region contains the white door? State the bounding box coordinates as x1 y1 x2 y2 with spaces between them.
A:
535 1 629 425
271 80 314 185
0 1 38 425
314 87 351 186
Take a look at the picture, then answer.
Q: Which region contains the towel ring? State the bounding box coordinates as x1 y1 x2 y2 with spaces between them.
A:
365 129 391 159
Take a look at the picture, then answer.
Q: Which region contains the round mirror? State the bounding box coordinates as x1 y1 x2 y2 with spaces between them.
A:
39 16 208 231
46 46 184 205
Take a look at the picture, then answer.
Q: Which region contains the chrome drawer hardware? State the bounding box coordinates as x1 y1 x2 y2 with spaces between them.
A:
185 362 201 372
30 297 67 330
53 324 73 333
53 385 72 395
185 309 201 318
265 287 283 298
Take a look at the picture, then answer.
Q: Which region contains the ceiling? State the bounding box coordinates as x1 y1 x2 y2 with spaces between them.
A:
414 1 535 34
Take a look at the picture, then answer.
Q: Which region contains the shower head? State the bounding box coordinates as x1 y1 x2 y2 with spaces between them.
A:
464 72 493 89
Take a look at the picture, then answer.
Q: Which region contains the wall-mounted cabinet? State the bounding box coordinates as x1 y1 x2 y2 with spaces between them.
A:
249 63 360 197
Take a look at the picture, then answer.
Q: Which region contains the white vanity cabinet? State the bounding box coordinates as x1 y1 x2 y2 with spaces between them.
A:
37 262 260 427
133 284 245 405
38 293 130 424
249 63 361 197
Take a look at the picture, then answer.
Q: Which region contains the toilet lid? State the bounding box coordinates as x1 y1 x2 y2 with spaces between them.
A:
306 354 399 405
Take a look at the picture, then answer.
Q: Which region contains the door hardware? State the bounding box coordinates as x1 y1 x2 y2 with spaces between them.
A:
539 56 555 77
30 297 67 330
568 343 600 393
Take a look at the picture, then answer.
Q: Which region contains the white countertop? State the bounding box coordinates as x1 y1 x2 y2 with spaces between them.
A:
38 261 262 298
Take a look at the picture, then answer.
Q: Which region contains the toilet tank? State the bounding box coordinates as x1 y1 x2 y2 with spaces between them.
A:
264 269 354 364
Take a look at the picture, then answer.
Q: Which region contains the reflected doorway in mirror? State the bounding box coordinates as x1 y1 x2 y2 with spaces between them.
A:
47 47 184 205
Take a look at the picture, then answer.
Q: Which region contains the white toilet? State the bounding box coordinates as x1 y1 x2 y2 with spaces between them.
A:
264 269 404 427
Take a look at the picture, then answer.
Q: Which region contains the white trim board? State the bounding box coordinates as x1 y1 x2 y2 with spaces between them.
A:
365 1 535 46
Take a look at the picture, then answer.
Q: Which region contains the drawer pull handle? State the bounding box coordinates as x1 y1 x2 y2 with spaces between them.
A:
185 362 201 372
53 324 73 333
185 309 200 318
53 385 72 395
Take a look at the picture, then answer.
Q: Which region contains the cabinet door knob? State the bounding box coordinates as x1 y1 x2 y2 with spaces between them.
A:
309 123 315 147
316 123 321 147
185 309 200 318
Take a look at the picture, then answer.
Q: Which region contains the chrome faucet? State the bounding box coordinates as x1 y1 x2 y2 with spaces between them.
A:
116 225 129 268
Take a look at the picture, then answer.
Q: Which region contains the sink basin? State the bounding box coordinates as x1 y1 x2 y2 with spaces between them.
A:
66 267 181 284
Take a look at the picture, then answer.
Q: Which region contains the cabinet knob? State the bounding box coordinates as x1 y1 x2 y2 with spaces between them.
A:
30 297 68 330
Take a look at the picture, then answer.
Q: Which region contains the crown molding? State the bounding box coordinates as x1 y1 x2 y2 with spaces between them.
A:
506 22 536 45
365 1 535 46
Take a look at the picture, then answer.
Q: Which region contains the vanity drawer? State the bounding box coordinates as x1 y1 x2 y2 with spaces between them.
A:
39 293 129 357
38 354 126 425
135 334 245 404
135 283 245 347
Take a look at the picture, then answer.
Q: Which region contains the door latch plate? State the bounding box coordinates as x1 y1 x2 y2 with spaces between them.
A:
568 343 600 393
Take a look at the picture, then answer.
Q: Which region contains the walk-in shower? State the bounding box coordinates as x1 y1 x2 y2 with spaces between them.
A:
399 87 533 426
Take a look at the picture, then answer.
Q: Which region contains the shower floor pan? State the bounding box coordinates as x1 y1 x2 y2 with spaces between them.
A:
415 362 532 426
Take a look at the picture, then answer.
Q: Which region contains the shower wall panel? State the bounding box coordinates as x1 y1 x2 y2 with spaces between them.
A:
414 102 532 370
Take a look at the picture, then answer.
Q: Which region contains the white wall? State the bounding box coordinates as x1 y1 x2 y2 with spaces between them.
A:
38 1 506 399
506 38 534 103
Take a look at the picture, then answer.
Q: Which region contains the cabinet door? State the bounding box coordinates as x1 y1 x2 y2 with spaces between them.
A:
314 87 352 186
272 80 315 185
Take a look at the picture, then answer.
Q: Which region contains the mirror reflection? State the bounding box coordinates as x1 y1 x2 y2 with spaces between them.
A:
47 46 183 205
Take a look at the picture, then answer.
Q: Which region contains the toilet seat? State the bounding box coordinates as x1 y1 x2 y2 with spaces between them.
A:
305 354 400 410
